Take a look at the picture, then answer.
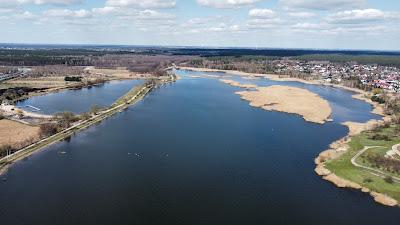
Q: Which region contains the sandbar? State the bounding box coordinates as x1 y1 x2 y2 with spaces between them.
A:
236 85 332 124
219 79 257 89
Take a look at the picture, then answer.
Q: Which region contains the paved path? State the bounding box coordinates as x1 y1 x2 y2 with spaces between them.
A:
351 146 400 182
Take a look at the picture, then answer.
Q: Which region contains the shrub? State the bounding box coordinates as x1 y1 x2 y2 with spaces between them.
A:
372 88 382 95
371 95 385 104
0 112 4 120
80 112 91 120
64 76 82 82
54 111 78 128
370 134 391 141
363 178 373 183
384 176 394 184
39 123 59 137
90 105 102 115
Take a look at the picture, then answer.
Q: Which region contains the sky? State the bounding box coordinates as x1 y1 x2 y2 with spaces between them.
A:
0 0 400 50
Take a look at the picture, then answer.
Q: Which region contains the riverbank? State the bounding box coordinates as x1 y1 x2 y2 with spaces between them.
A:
180 66 398 207
0 76 175 176
178 66 372 98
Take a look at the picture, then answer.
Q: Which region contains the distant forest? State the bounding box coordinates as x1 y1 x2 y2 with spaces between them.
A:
0 47 400 67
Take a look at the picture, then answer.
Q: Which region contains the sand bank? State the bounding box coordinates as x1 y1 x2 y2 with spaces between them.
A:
219 79 257 89
179 67 380 109
236 85 332 124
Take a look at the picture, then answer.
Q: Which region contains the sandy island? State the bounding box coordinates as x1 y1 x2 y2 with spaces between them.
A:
236 85 332 124
219 79 257 89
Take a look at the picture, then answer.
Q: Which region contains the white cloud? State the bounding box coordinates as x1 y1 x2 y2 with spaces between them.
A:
44 9 92 18
292 22 322 29
246 18 284 29
16 11 38 19
249 9 275 18
136 9 175 20
106 0 176 8
288 11 316 18
92 6 119 15
197 0 261 9
208 23 242 32
326 9 395 24
0 0 82 7
91 7 175 21
279 0 366 11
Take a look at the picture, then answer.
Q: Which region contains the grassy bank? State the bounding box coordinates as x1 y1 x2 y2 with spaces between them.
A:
325 126 400 202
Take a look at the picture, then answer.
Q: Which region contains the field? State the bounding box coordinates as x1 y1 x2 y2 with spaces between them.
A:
326 126 400 201
0 119 40 149
2 76 70 89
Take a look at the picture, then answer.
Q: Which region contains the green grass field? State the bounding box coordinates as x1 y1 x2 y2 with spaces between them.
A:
325 126 400 201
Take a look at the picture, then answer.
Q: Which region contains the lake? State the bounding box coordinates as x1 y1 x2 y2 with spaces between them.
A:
1 70 399 225
16 79 143 115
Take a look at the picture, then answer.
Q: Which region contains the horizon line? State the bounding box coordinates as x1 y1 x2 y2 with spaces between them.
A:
1 42 400 53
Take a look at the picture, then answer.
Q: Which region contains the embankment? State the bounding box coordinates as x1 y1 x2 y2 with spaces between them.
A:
0 77 174 176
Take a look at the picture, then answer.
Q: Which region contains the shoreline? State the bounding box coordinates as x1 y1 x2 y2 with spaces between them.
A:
0 76 175 176
179 66 398 207
10 77 141 105
1 78 144 120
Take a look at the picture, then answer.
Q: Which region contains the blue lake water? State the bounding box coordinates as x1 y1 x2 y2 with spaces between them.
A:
0 70 399 225
16 79 143 115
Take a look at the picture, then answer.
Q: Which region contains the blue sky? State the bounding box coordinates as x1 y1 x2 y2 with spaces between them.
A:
1 0 399 50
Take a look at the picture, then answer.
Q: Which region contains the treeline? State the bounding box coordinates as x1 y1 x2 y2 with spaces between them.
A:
0 49 125 66
0 49 195 76
294 54 400 67
91 54 193 76
0 87 41 103
187 56 314 79
27 65 86 77
64 76 82 82
365 154 400 175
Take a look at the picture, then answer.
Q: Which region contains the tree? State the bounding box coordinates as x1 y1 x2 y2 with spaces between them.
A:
90 105 102 115
0 145 13 157
80 112 91 120
54 111 78 128
39 123 59 137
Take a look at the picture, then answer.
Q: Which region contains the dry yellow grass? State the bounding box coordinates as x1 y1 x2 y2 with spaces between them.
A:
219 79 257 89
236 85 332 124
85 67 142 79
0 119 40 149
4 77 68 89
